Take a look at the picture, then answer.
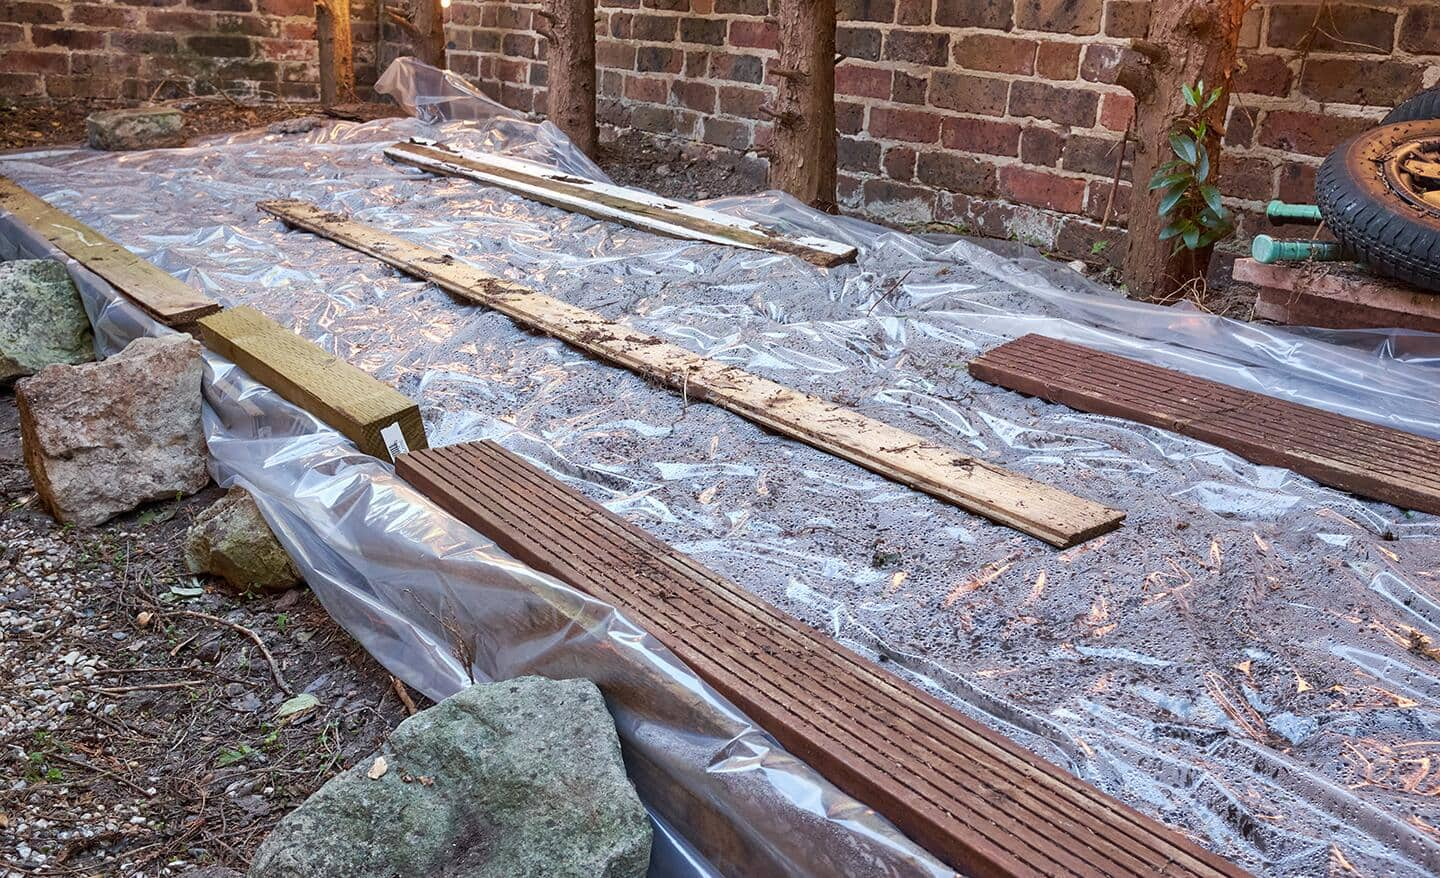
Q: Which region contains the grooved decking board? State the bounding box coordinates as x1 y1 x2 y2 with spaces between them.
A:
384 141 858 267
969 334 1440 515
0 176 220 327
198 306 427 462
258 197 1122 547
396 440 1250 878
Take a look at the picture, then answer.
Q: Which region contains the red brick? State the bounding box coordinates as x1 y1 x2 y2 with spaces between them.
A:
680 18 725 45
1017 0 1102 35
684 50 708 76
837 25 882 61
1035 41 1079 79
838 0 894 22
257 0 308 15
1000 166 1087 212
895 0 929 25
941 117 1022 156
1256 109 1372 157
1299 58 1424 107
637 45 681 72
884 146 916 180
597 39 637 69
1009 80 1098 127
1219 154 1273 202
884 30 949 66
1061 134 1131 177
1082 180 1129 225
892 70 926 104
953 34 1035 75
1021 126 1066 165
0 71 42 95
71 4 136 26
31 26 105 50
729 19 777 50
0 1 63 24
709 52 763 83
1079 44 1123 84
839 136 882 172
0 23 22 44
837 100 865 134
1055 217 1123 264
1267 4 1394 54
1103 0 1147 38
0 49 67 74
917 150 998 195
717 84 766 116
702 116 751 149
1224 105 1255 148
870 106 942 143
935 0 1011 29
1233 53 1291 97
1276 162 1316 203
930 71 1009 115
836 63 890 98
671 79 715 111
1098 92 1133 131
1399 8 1440 54
623 74 667 103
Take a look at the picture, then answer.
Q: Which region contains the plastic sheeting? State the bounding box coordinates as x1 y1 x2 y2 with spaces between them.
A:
2 58 1440 876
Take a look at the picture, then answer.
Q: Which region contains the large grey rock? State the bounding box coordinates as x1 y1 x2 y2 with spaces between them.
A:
85 107 185 151
185 487 301 593
248 676 651 878
17 334 209 526
0 260 94 383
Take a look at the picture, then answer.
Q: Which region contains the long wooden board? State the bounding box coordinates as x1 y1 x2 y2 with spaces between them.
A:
258 198 1123 547
384 140 858 267
198 306 427 462
970 334 1440 514
397 440 1251 878
0 176 220 327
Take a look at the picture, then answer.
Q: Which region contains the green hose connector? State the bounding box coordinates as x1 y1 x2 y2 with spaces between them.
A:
1251 234 1345 264
1265 200 1324 225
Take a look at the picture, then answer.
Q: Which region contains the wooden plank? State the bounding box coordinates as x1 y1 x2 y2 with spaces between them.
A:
1233 257 1440 333
197 305 427 462
384 141 858 267
0 176 220 327
970 334 1440 515
397 440 1252 878
258 198 1123 547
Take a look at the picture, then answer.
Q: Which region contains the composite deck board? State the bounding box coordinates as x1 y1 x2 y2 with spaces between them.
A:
0 176 220 327
968 334 1440 515
258 197 1123 547
396 440 1250 878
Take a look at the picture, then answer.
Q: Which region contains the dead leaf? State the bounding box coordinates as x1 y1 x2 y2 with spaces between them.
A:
367 755 388 780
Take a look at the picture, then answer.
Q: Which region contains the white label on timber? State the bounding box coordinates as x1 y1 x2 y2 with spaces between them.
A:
380 422 410 462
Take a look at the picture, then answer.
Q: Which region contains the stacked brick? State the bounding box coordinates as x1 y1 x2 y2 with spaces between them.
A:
445 0 1440 263
0 0 383 103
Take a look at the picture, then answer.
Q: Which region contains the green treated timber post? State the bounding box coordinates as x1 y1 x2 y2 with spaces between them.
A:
1265 200 1323 225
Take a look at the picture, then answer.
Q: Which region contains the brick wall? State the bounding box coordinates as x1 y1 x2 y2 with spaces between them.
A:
0 0 384 103
444 0 1440 264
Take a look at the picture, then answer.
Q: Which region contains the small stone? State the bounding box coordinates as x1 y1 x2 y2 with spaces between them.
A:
0 260 94 384
265 116 325 135
184 487 301 593
85 107 185 151
365 756 387 780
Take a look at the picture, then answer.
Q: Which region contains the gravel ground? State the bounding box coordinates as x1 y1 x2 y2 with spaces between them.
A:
0 390 419 877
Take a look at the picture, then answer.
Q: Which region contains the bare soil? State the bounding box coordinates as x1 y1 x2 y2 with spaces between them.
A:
0 389 422 876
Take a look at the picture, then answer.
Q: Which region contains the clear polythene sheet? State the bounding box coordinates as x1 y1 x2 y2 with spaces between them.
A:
3 59 1440 876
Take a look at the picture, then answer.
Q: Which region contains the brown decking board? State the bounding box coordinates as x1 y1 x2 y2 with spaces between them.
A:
968 334 1440 515
396 440 1250 878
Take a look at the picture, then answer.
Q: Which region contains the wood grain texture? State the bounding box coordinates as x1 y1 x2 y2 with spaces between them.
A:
397 440 1251 878
970 334 1440 514
259 198 1123 546
0 176 220 327
198 306 427 462
384 141 857 267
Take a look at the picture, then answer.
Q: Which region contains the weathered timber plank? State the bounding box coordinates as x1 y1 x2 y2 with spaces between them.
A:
0 176 220 327
970 334 1440 514
197 306 427 462
384 141 858 267
1233 257 1440 333
397 440 1252 878
258 198 1122 547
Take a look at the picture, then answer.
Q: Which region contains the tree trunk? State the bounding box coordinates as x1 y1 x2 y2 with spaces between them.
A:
316 0 356 109
768 0 836 211
413 0 446 69
1119 0 1248 299
537 0 597 158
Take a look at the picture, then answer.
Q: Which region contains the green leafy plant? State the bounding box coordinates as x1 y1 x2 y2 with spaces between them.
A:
1150 81 1234 252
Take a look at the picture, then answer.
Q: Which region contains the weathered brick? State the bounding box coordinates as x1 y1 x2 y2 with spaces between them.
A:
637 45 681 72
837 100 865 134
684 50 708 76
838 0 894 22
1082 180 1129 225
1224 104 1254 148
710 52 763 83
631 104 678 132
953 34 1035 75
730 18 777 50
930 71 1009 115
941 117 1022 156
702 116 751 149
837 25 882 61
1219 154 1273 202
624 74 667 103
935 0 1012 29
1016 0 1102 35
1233 53 1291 97
0 23 23 44
671 79 715 111
892 70 926 104
191 0 252 13
1079 44 1122 83
718 84 766 116
1 1 63 24
839 136 882 172
646 0 690 10
1267 4 1394 54
1060 134 1130 177
999 166 1087 212
1098 92 1133 131
0 49 67 74
680 18 726 45
71 4 137 26
836 63 890 98
1399 8 1440 54
1055 218 1123 264
1008 80 1097 127
1035 41 1079 79
895 0 930 25
715 0 766 12
1103 0 1147 37
597 40 637 69
861 178 937 220
1256 109 1372 157
257 0 306 13
883 30 948 66
1299 58 1424 107
31 26 106 50
870 106 942 143
187 34 253 57
883 146 916 179
1276 162 1316 203
502 33 537 59
0 71 42 96
917 151 997 194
